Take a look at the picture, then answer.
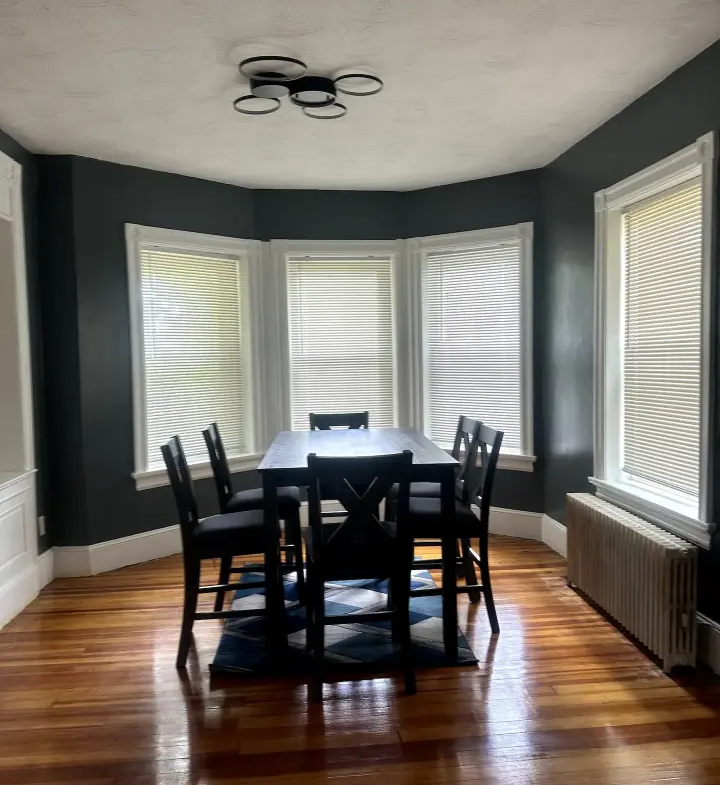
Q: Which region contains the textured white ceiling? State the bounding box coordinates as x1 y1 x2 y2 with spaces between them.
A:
0 1 718 190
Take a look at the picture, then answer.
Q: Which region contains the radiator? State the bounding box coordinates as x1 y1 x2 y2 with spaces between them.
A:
566 493 697 672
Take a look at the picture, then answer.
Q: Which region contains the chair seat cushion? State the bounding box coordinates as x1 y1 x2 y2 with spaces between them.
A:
386 481 463 502
192 510 265 559
303 520 405 577
408 497 481 538
226 486 301 517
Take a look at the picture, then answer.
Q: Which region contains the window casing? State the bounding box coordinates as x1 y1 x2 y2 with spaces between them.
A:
408 225 535 471
128 230 535 488
592 132 716 548
126 225 262 489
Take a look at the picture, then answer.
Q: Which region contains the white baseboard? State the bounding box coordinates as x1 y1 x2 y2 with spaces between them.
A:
0 564 38 630
36 548 54 589
54 524 181 577
698 613 720 675
541 514 567 557
488 506 543 540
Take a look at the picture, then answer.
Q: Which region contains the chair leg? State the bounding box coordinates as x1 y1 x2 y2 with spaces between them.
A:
478 533 500 634
310 568 325 702
287 510 305 605
461 537 480 604
177 558 201 669
213 555 232 612
305 559 314 655
389 575 400 643
393 568 416 695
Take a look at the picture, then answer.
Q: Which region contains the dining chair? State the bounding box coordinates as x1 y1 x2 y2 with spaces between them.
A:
405 422 503 633
203 422 304 610
161 435 287 669
387 415 480 503
309 411 369 430
304 450 416 701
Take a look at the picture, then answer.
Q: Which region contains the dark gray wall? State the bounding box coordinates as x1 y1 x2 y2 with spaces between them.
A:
255 189 400 241
540 39 720 621
43 157 260 544
37 160 545 545
0 126 49 551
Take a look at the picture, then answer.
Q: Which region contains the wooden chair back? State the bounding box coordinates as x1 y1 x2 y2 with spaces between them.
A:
306 451 413 560
451 415 482 493
309 411 369 430
463 423 504 521
161 436 200 546
203 422 233 511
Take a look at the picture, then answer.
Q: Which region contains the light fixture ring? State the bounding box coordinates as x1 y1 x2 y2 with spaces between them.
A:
289 75 337 108
239 55 307 82
232 95 281 115
333 72 383 96
303 102 348 120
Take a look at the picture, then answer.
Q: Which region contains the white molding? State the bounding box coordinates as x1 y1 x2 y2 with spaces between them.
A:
498 453 536 472
541 515 567 557
590 477 713 549
486 507 542 540
271 238 401 257
408 223 533 252
133 453 263 491
36 548 54 590
596 133 715 211
0 564 38 630
593 132 717 543
697 613 720 676
54 524 181 577
125 224 260 482
408 223 534 455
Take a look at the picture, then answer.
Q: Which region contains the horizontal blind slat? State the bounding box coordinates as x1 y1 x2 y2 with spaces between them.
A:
140 247 249 469
286 257 396 430
423 240 523 450
621 178 702 498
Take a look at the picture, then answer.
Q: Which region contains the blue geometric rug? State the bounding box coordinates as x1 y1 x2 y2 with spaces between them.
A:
211 569 478 675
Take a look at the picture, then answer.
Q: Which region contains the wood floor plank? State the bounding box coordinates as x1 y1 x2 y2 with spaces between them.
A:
1 536 718 784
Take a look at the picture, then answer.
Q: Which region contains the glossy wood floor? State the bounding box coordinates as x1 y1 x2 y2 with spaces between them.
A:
2 536 720 785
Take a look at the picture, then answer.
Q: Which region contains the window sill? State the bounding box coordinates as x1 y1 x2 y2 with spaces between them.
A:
498 454 536 472
589 476 715 549
133 454 263 491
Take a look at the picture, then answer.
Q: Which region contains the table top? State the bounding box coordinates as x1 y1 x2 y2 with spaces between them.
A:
258 427 458 472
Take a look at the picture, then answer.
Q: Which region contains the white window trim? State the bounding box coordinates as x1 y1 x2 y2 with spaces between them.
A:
406 224 536 472
269 238 405 431
125 224 263 490
592 132 717 548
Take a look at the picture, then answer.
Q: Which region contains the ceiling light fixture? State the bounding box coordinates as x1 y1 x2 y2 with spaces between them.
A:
233 54 382 120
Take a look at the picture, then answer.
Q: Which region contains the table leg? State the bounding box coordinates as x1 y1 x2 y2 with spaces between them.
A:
262 476 287 667
440 468 458 662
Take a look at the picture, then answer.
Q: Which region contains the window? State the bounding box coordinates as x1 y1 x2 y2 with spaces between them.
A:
409 226 534 469
126 225 261 489
276 242 398 429
593 132 716 548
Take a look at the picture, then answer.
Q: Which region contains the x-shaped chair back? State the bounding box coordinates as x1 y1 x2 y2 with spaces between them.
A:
306 451 413 558
203 422 233 511
463 423 504 520
161 436 200 546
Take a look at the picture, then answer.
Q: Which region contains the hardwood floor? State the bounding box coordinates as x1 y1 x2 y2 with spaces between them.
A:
1 535 719 785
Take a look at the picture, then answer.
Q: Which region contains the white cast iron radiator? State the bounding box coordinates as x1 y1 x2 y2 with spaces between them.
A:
566 493 697 672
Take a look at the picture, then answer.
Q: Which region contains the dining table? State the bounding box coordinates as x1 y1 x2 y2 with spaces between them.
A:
258 426 460 666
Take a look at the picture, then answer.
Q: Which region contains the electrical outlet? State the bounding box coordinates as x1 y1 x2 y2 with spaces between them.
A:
38 516 46 537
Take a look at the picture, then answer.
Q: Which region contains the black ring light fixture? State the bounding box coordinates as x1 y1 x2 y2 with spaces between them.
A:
234 54 382 120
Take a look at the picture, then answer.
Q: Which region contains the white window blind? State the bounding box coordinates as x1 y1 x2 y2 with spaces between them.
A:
423 240 523 450
286 256 396 430
621 178 702 500
140 246 250 470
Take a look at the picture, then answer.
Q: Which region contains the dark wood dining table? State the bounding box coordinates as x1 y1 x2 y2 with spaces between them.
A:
258 427 460 665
